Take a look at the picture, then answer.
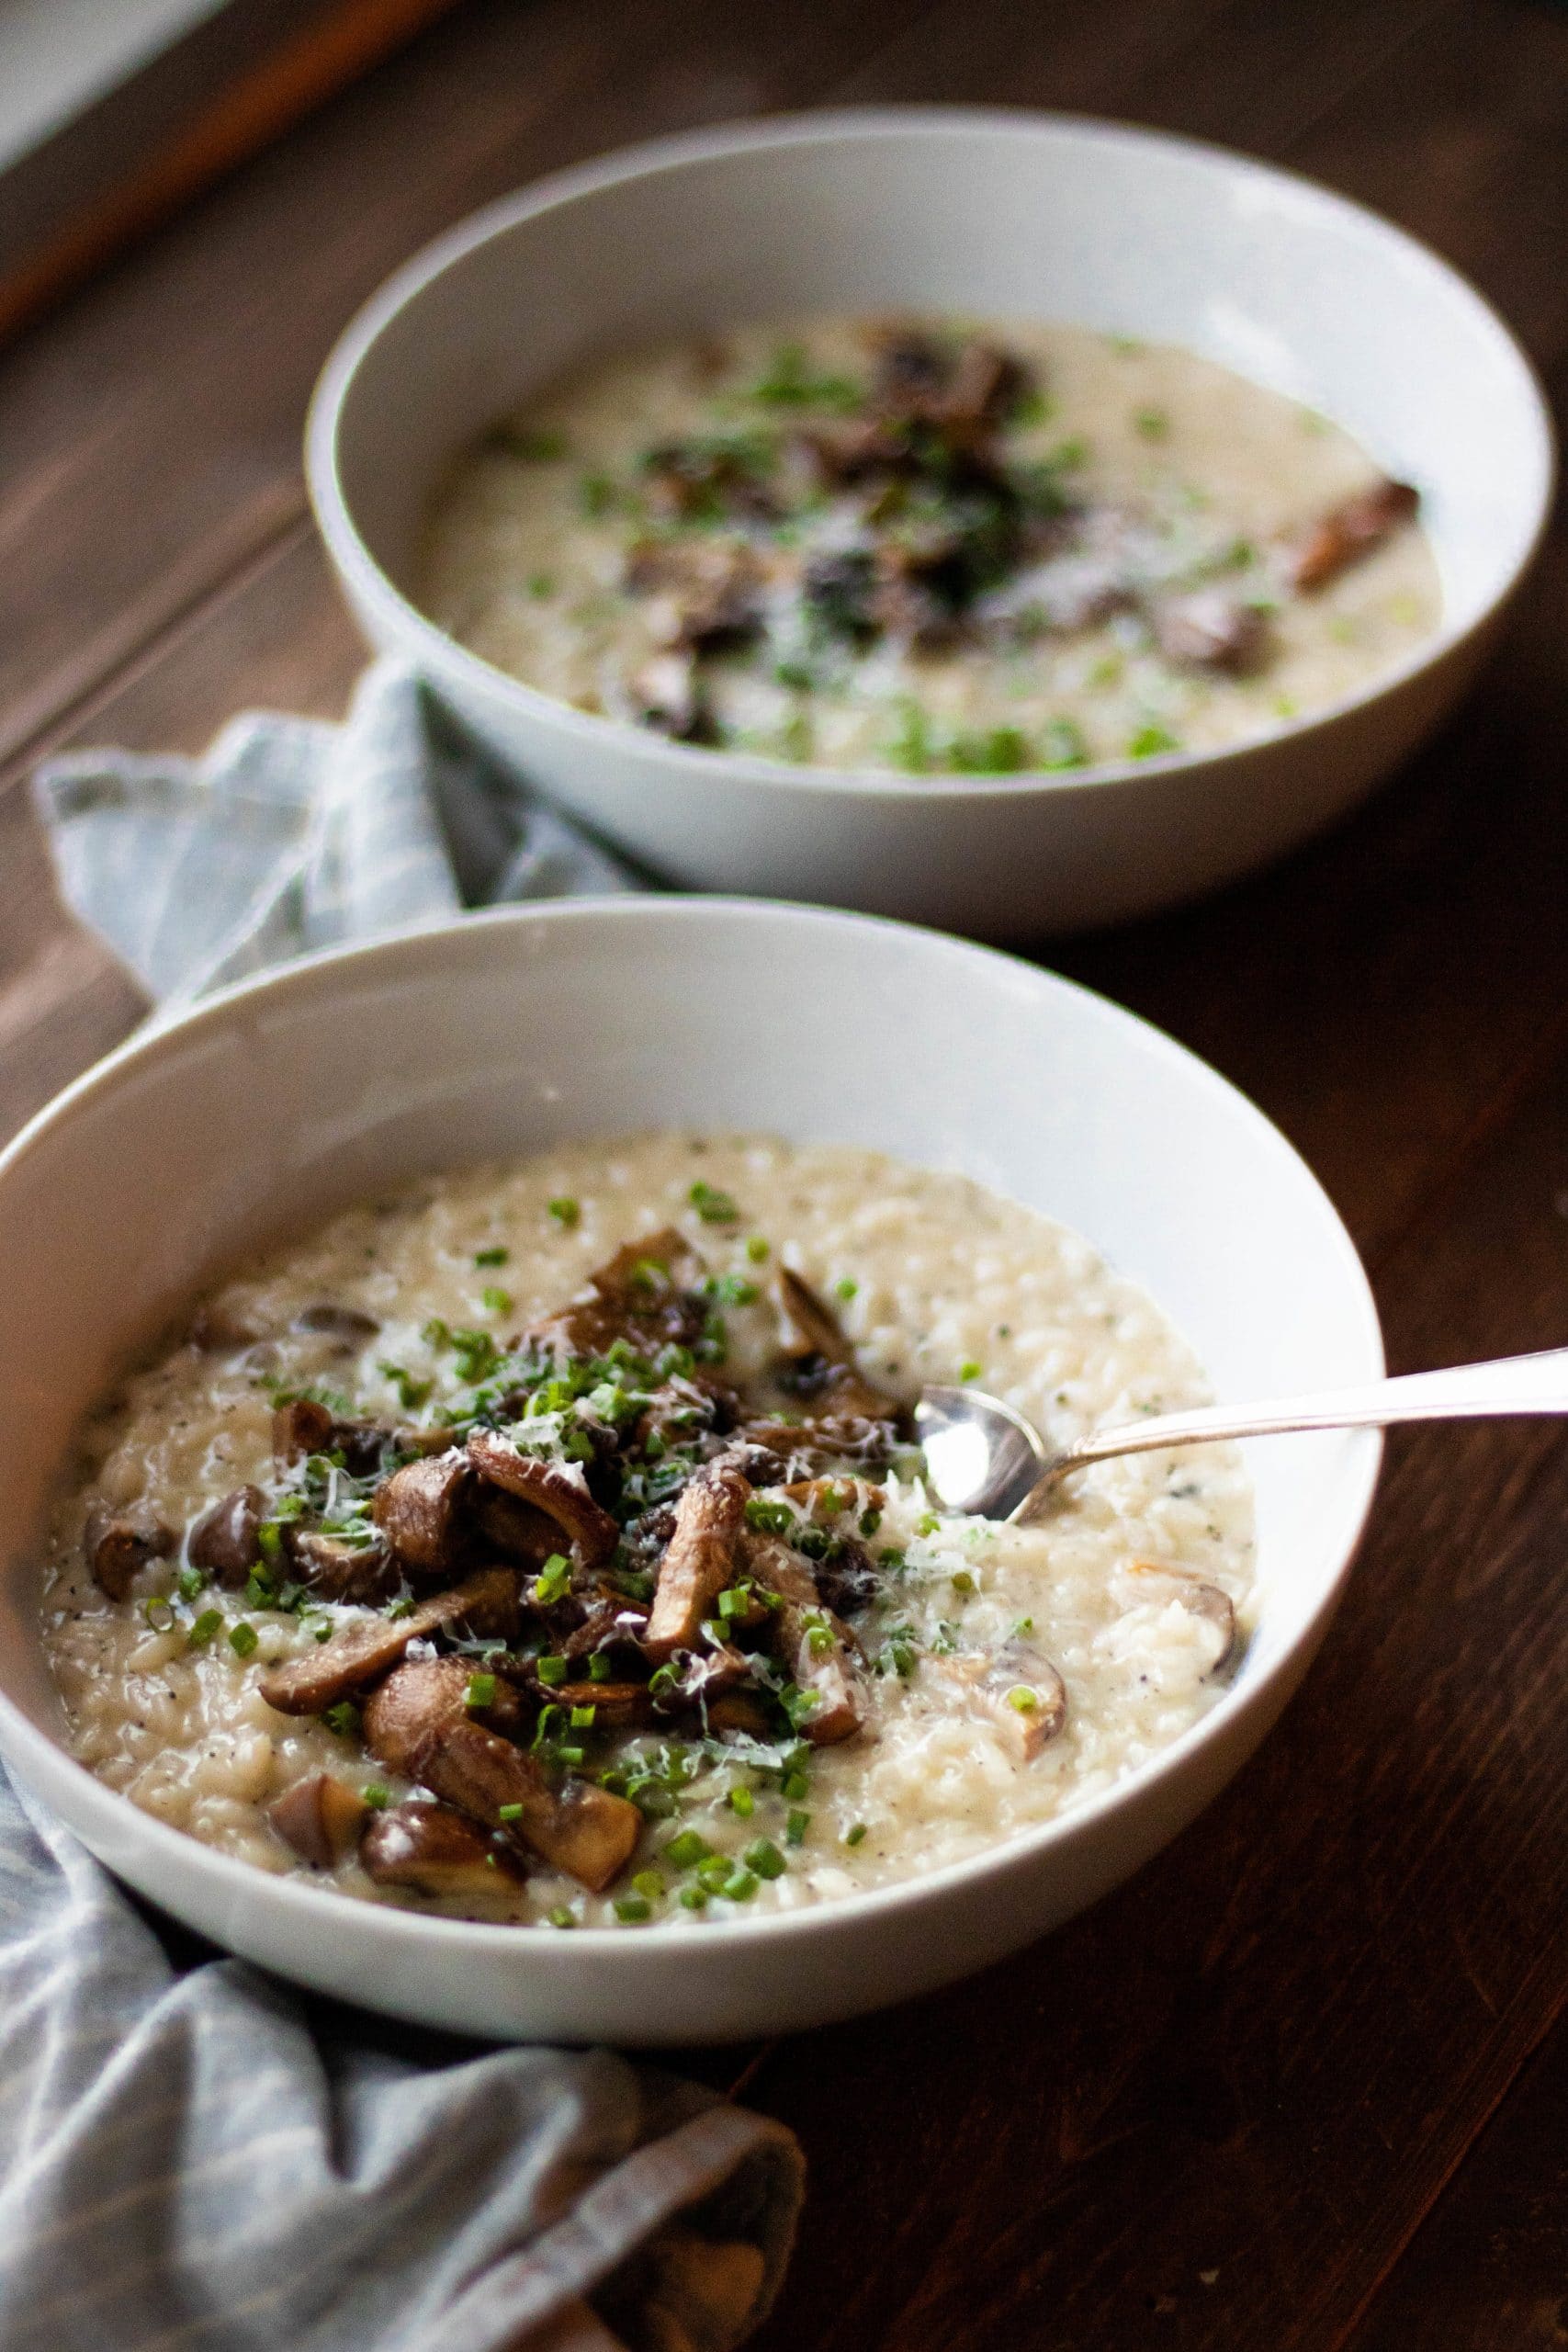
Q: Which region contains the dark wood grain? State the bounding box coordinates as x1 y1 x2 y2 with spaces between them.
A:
0 3 1565 2345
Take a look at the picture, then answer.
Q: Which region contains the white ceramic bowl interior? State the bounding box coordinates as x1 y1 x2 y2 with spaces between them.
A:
0 902 1382 2042
308 109 1553 938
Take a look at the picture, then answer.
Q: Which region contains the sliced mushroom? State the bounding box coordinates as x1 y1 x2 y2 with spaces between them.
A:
774 1269 905 1422
363 1658 641 1891
1284 476 1419 592
186 1301 265 1351
624 537 765 645
943 1640 1067 1761
360 1799 526 1900
643 1458 751 1662
286 1531 399 1606
629 650 711 743
737 1414 902 1472
257 1565 521 1716
743 1532 865 1747
638 441 778 528
871 328 1029 435
530 1678 653 1727
370 1449 472 1575
85 1507 174 1602
1125 1558 1237 1675
524 1227 708 1363
268 1771 369 1868
468 1483 563 1566
466 1431 618 1569
1153 588 1270 674
186 1486 264 1589
293 1304 381 1340
271 1398 389 1476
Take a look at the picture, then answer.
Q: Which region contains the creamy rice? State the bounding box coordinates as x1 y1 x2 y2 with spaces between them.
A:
40 1137 1254 1928
421 314 1439 772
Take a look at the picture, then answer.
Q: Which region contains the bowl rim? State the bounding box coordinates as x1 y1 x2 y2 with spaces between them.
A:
0 896 1385 1960
305 102 1556 807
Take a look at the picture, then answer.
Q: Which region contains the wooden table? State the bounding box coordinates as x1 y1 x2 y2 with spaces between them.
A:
3 3 1565 2343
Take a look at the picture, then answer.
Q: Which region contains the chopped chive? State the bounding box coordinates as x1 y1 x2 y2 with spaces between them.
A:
547 1196 581 1227
1007 1684 1041 1713
421 1317 452 1351
744 1838 786 1881
1134 405 1170 441
697 1856 735 1894
228 1621 258 1659
474 1246 509 1267
785 1809 810 1846
570 1703 596 1729
533 1554 572 1606
141 1596 175 1633
186 1609 222 1648
587 1652 612 1683
556 1744 585 1767
917 1512 941 1537
497 1802 525 1822
745 1236 769 1263
536 1656 568 1687
835 1277 858 1302
716 1585 751 1620
323 1701 360 1738
614 1894 651 1923
465 1673 497 1710
362 1782 390 1809
744 1497 794 1536
958 1360 982 1383
727 1785 755 1819
843 1822 868 1848
378 1360 432 1411
665 1830 710 1870
781 1769 809 1803
688 1180 739 1224
951 1569 976 1596
547 1904 576 1928
859 1507 882 1537
176 1564 206 1601
708 1272 760 1306
480 1286 513 1316
1128 724 1180 759
679 1886 708 1911
631 1869 664 1901
721 1869 759 1903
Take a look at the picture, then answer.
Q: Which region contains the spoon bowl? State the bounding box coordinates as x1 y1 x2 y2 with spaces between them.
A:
921 1343 1568 1525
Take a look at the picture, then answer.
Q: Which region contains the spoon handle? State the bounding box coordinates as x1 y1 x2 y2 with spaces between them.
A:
1017 1343 1568 1517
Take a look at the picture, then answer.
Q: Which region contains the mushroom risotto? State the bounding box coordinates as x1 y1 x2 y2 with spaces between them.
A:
421 313 1439 773
41 1138 1253 1928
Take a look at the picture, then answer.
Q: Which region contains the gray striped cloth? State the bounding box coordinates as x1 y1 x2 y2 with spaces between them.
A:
33 659 645 1012
20 670 804 2351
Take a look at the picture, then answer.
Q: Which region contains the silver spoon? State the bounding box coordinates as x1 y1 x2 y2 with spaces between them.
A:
915 1345 1568 1524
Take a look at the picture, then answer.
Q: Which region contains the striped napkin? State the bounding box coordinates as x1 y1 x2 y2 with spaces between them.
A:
18 672 805 2352
33 659 645 1013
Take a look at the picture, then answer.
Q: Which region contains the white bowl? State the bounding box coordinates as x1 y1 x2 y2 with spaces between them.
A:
0 901 1382 2043
307 108 1551 940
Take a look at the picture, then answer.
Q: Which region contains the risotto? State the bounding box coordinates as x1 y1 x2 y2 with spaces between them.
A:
420 313 1439 774
40 1137 1254 1929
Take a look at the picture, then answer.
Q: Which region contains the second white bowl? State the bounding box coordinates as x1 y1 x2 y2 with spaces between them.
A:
307 108 1551 939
